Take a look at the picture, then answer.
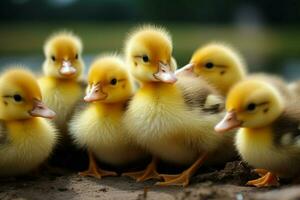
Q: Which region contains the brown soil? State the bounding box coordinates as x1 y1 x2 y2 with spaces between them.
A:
1 160 299 200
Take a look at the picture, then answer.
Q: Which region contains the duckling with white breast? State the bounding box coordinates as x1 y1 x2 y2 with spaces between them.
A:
0 67 58 176
69 55 146 178
215 79 300 187
39 31 85 134
122 26 235 187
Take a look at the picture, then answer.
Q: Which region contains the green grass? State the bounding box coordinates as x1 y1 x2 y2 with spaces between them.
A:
0 22 300 66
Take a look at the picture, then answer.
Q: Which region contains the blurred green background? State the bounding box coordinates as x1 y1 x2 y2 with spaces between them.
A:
0 0 300 80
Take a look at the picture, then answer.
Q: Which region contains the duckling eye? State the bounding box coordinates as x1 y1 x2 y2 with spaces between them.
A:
205 62 214 69
75 54 78 59
13 94 22 102
142 55 149 63
246 103 256 111
51 56 56 62
110 78 117 85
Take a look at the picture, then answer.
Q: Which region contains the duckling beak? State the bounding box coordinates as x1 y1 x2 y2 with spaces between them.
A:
84 83 108 102
29 99 56 119
215 111 242 133
154 62 177 83
175 63 195 76
59 60 76 76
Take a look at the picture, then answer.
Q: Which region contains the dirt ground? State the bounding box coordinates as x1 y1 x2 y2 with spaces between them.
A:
1 161 300 200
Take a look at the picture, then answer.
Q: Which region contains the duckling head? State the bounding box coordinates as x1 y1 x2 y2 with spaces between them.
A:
0 68 56 120
84 55 134 103
177 43 246 95
125 25 177 84
215 80 284 133
43 31 84 80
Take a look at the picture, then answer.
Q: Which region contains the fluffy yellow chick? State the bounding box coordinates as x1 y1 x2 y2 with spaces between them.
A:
176 43 246 96
38 31 85 134
0 67 58 176
215 79 300 187
122 25 235 187
69 55 146 178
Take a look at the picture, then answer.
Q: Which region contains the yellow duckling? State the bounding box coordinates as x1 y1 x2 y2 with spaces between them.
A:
122 25 235 187
0 67 57 176
38 31 85 134
176 43 246 96
69 55 146 178
215 79 300 187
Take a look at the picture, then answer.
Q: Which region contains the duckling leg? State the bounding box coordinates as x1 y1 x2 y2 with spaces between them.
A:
122 157 161 182
79 150 117 179
156 153 208 187
246 171 279 187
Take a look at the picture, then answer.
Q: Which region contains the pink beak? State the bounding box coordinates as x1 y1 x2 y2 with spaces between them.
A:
175 63 195 77
153 62 177 83
84 83 108 102
59 60 76 76
215 111 242 133
29 99 56 119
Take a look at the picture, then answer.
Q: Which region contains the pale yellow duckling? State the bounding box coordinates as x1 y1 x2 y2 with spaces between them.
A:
176 43 246 96
215 79 300 187
122 26 235 187
69 55 146 178
0 67 58 176
289 80 300 97
38 31 85 134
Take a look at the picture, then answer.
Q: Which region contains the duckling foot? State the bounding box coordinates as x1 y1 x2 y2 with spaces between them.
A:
79 150 117 179
79 168 117 179
155 153 208 187
122 157 161 182
246 171 279 187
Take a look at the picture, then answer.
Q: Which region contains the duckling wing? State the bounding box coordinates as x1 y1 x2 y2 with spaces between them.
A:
273 100 300 146
176 76 225 114
0 120 8 145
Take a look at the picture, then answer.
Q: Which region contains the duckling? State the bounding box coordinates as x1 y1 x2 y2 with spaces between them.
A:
176 43 247 96
215 79 300 187
0 67 58 176
38 31 85 134
69 55 146 178
122 25 235 187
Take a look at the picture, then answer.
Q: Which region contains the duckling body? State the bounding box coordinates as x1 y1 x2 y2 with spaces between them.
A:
0 68 57 176
0 118 57 176
39 77 84 131
71 103 144 166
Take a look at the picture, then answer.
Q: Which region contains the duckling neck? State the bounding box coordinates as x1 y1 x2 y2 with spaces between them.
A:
92 101 126 116
140 82 176 91
240 126 273 144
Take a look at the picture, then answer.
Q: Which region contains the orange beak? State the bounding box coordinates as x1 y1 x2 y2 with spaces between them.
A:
29 99 56 119
84 83 108 102
59 60 76 76
175 63 195 77
215 111 242 133
153 62 177 83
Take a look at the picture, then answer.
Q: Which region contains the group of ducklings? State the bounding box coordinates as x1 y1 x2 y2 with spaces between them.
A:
1 25 300 188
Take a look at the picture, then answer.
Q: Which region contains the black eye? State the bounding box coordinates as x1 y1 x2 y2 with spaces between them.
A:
75 54 78 59
110 78 117 85
205 62 214 69
51 56 56 61
247 103 256 111
13 94 22 102
142 55 149 62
